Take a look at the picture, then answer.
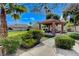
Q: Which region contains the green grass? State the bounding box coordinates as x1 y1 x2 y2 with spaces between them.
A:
8 31 27 37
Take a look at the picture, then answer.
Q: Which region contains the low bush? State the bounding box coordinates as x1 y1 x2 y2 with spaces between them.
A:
44 33 54 38
20 30 43 48
55 34 75 49
67 32 79 40
65 22 73 32
0 36 22 54
21 39 37 48
20 32 33 41
0 30 44 54
28 30 44 43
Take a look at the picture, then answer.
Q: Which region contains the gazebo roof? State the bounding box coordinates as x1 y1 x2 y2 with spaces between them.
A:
40 19 65 25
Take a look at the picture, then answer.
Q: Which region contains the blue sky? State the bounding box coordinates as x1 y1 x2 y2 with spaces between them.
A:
6 3 69 25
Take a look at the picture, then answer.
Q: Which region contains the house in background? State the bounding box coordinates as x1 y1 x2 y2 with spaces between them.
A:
8 24 32 31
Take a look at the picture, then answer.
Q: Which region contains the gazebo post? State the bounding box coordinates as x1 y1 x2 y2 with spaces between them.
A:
61 22 64 33
52 22 56 36
38 23 41 30
48 25 50 31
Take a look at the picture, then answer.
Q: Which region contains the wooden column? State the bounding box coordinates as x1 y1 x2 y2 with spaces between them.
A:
61 22 64 33
51 22 56 36
38 23 41 30
48 25 50 31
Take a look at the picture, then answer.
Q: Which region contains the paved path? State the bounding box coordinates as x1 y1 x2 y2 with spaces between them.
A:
19 38 56 56
19 38 79 56
55 43 79 56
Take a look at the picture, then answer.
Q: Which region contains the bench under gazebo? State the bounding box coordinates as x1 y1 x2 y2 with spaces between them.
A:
38 19 65 36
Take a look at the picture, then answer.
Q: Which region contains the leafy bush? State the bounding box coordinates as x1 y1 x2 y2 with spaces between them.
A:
46 14 60 20
0 30 44 54
65 22 73 32
28 30 44 43
44 34 54 38
68 32 79 40
17 30 43 48
20 32 33 41
55 34 75 49
0 36 22 54
21 39 37 48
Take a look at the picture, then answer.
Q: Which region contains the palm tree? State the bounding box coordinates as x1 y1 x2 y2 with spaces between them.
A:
0 3 27 37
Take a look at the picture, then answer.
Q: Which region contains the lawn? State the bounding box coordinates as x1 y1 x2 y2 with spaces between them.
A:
8 31 27 37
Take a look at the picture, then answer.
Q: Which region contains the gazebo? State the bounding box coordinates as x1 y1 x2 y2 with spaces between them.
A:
38 19 65 35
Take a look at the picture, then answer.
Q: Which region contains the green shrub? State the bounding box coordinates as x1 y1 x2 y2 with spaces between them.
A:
20 32 33 41
21 39 37 48
68 32 79 40
65 22 73 32
44 34 54 38
55 34 75 49
20 32 38 48
28 30 44 43
0 36 22 54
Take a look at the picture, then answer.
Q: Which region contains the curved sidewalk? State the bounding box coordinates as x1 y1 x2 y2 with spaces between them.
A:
16 38 79 56
19 38 56 56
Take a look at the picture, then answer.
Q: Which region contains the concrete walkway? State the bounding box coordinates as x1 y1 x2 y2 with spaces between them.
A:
19 38 79 56
55 42 79 56
19 38 56 56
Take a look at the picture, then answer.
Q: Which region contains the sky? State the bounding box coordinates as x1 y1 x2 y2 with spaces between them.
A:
6 3 69 26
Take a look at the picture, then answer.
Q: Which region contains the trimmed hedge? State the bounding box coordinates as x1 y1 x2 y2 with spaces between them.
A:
67 32 79 40
55 34 75 49
20 30 44 48
27 30 44 43
0 30 44 54
20 32 33 41
21 39 37 48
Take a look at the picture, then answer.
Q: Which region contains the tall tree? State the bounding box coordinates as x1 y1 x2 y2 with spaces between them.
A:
46 13 60 20
0 3 27 37
28 3 66 19
63 3 79 31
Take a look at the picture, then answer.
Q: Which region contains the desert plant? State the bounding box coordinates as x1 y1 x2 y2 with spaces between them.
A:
55 34 75 49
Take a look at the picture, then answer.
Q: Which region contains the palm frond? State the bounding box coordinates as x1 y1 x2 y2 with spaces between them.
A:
15 5 28 14
12 14 20 20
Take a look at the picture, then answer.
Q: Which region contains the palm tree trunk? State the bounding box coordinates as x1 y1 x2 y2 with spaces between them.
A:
0 5 7 37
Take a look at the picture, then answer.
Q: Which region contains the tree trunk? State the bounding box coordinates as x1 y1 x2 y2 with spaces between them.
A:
0 6 7 37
